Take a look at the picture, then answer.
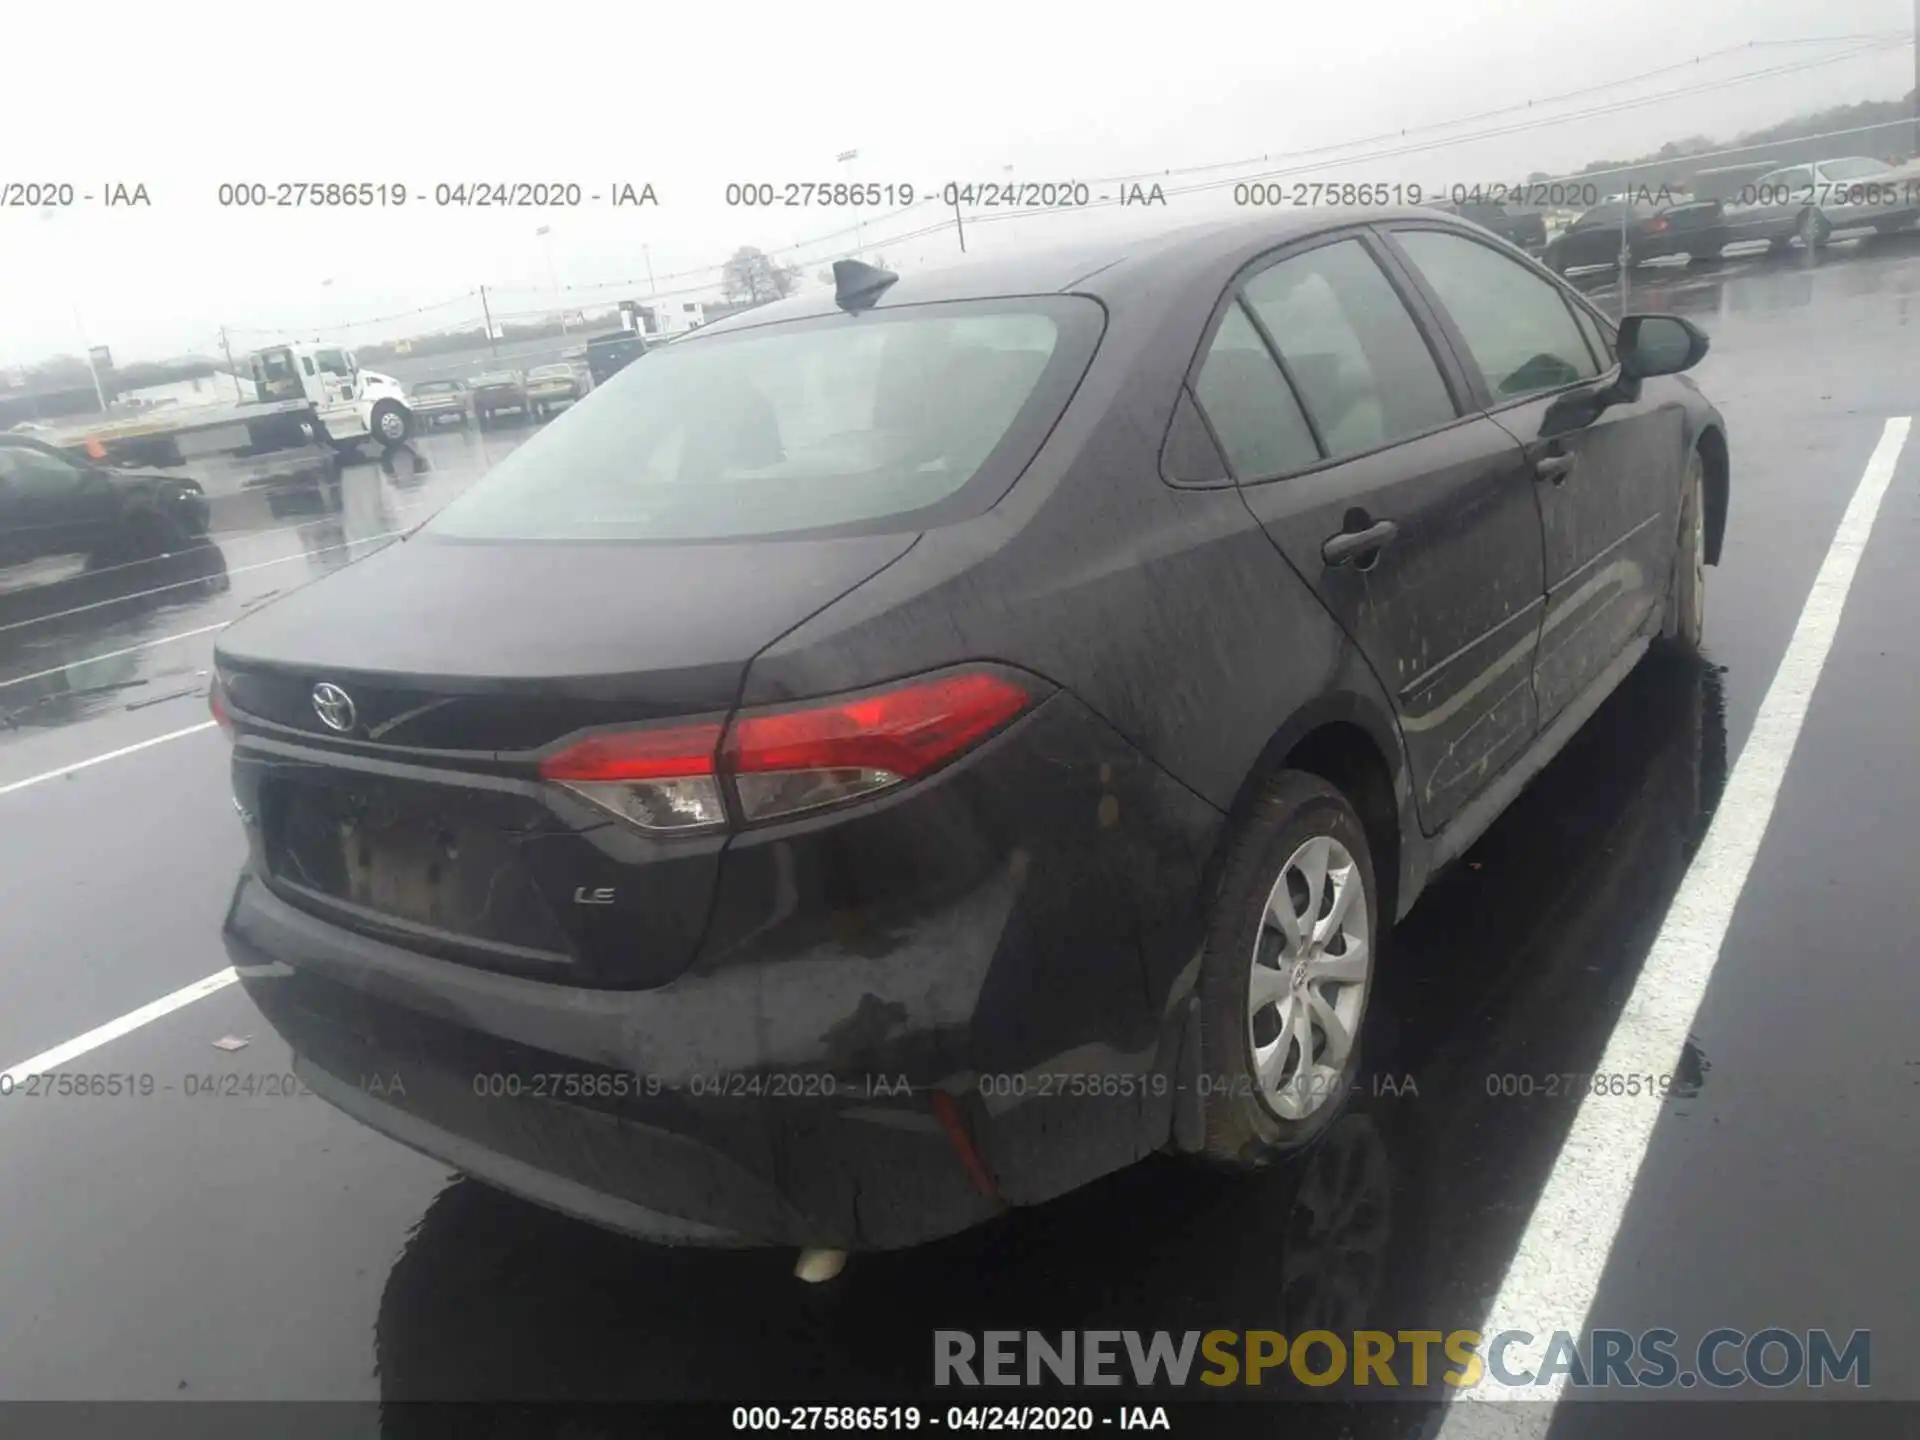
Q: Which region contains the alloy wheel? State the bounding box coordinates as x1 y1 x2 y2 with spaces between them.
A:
1246 835 1372 1121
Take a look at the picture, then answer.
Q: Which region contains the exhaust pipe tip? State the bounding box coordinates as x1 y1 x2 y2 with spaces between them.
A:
794 1248 848 1284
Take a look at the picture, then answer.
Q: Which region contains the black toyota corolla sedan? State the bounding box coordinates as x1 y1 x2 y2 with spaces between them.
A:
214 210 1728 1260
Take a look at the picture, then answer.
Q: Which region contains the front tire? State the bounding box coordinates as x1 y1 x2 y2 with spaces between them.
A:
1796 207 1831 250
1656 450 1708 658
371 400 411 449
1197 771 1380 1168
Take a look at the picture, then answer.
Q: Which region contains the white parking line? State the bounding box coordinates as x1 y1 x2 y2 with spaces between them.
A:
1439 415 1912 1421
0 621 229 693
0 969 238 1090
0 529 409 637
0 720 220 799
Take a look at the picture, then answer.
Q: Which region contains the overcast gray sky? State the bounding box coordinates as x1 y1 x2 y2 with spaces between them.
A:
0 0 1912 366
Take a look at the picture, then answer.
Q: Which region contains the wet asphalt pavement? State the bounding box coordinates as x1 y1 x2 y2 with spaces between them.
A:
0 235 1917 1435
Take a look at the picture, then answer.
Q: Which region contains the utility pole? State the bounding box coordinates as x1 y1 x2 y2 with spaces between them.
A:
1618 205 1630 313
536 225 567 335
479 285 498 357
74 305 107 414
1912 0 1918 160
644 244 657 298
954 195 968 253
220 326 239 398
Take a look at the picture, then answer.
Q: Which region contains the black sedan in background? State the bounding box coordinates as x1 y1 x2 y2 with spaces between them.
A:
1431 198 1548 251
213 214 1727 1261
0 433 209 568
1544 194 1729 272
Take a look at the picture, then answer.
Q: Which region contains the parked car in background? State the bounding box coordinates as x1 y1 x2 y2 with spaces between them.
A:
1717 155 1920 252
0 433 209 567
585 331 647 387
1543 194 1728 273
1430 199 1548 252
214 213 1727 1261
408 379 470 429
525 364 585 420
469 372 531 428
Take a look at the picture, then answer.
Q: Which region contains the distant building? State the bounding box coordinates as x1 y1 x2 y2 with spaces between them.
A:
618 298 710 340
115 370 254 410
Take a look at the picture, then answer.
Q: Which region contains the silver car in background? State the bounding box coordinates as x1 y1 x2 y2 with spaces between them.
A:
1719 155 1920 252
525 363 586 420
407 378 470 428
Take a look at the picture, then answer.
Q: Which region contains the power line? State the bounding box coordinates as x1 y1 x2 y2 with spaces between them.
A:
1070 32 1914 189
229 30 1914 338
950 35 1911 233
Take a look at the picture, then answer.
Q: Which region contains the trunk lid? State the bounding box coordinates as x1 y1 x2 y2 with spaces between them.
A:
219 529 917 987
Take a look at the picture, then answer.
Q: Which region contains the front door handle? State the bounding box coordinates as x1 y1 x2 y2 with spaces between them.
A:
1322 519 1399 567
1535 453 1578 485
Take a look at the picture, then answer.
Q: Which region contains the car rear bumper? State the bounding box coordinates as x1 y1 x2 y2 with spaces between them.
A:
221 689 1225 1249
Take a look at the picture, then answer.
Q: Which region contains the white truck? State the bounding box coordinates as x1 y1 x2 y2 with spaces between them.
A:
241 341 414 452
38 340 414 470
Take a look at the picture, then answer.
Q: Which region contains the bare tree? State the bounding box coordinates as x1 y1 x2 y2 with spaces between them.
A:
722 246 802 304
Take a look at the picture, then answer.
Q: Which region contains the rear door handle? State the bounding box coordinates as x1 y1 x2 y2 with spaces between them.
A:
1535 453 1578 484
1322 520 1399 566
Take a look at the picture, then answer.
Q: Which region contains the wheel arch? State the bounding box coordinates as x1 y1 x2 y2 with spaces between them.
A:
1696 423 1729 565
1213 692 1413 929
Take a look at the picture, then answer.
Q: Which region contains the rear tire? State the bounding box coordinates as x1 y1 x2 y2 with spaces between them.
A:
1197 771 1380 1169
1796 207 1831 250
1656 449 1707 658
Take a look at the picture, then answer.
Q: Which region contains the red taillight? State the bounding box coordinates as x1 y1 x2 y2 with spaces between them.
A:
537 722 722 781
723 672 1030 781
209 674 233 735
1647 217 1669 233
535 671 1034 833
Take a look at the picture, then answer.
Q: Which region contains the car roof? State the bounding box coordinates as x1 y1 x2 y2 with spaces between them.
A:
689 209 1472 336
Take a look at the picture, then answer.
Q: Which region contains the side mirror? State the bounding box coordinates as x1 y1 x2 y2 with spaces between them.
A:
1617 314 1709 380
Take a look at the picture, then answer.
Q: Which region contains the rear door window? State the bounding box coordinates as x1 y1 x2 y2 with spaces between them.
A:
1192 305 1320 480
1238 239 1458 459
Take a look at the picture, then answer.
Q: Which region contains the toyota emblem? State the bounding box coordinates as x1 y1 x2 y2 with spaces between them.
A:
311 682 358 733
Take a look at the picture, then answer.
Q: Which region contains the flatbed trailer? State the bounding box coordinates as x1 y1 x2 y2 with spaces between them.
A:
36 397 322 469
34 336 418 474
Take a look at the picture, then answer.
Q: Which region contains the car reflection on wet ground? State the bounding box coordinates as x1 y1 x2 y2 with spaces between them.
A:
0 233 1916 1436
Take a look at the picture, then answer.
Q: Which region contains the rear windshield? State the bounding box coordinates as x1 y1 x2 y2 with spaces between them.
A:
1575 201 1652 227
528 365 572 378
414 380 460 394
426 297 1104 542
1820 157 1891 181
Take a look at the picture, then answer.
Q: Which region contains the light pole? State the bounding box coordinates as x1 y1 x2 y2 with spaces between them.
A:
38 208 108 413
536 225 568 334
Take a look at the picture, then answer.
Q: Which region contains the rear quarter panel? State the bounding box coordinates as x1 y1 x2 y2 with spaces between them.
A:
739 259 1417 976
